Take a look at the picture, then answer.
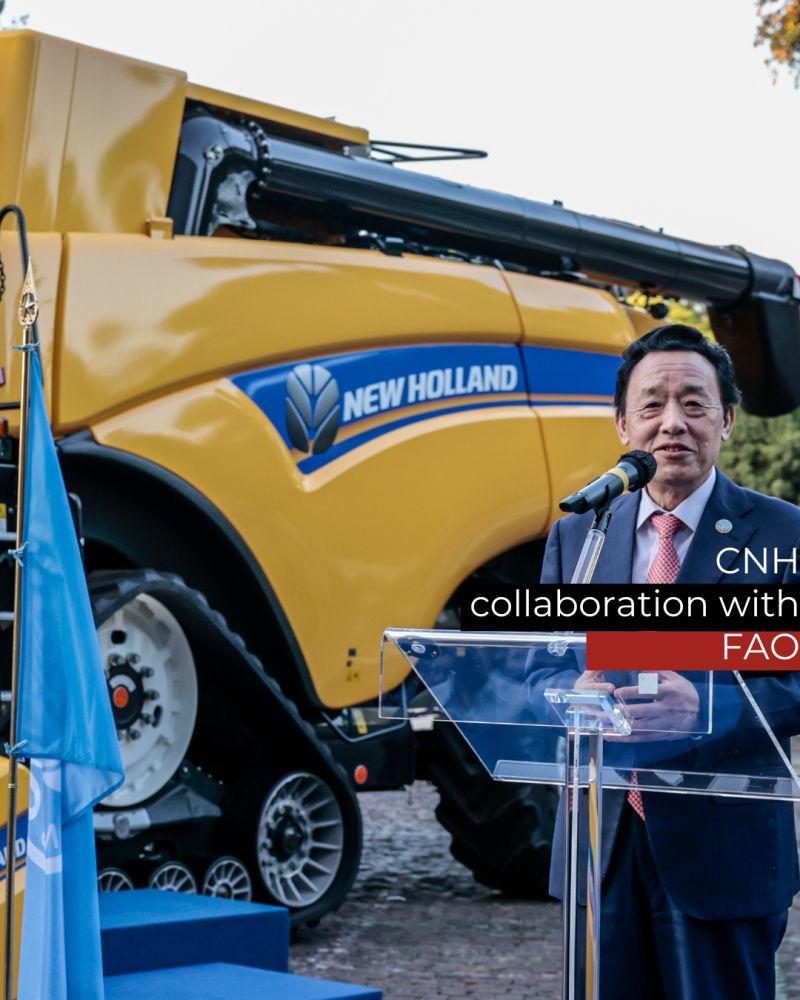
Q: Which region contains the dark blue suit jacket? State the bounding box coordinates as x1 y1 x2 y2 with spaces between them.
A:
536 469 800 920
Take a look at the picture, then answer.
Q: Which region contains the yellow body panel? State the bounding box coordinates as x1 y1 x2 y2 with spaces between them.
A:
92 382 550 707
51 234 631 705
53 44 185 233
0 31 185 235
623 303 663 341
505 271 636 355
504 272 635 527
535 406 623 527
0 233 62 421
0 33 75 232
186 83 368 148
54 236 520 430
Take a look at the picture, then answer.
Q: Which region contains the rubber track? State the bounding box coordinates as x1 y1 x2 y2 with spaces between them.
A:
89 569 362 925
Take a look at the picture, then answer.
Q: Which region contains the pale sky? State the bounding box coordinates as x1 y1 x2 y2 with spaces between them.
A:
6 0 800 270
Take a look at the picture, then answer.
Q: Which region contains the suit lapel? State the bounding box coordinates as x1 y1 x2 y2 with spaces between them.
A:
676 470 755 584
589 492 639 584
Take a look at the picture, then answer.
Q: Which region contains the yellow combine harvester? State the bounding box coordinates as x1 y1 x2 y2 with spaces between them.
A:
1 30 798 925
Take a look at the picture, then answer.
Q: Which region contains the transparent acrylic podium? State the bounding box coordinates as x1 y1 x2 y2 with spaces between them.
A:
380 629 800 1000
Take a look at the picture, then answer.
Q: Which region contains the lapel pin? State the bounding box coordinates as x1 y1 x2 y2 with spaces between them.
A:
715 518 733 534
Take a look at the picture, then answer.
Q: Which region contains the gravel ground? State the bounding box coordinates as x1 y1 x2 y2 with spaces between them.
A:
292 782 800 999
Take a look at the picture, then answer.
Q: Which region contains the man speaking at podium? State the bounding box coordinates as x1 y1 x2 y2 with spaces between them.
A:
539 324 800 999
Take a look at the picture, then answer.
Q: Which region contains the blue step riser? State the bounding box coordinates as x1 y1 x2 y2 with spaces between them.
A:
99 890 288 975
105 963 382 1000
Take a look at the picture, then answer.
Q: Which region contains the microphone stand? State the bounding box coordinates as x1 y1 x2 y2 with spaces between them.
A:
570 506 612 587
560 503 615 1000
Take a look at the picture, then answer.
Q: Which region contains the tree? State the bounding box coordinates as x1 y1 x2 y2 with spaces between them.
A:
718 410 800 501
755 0 800 86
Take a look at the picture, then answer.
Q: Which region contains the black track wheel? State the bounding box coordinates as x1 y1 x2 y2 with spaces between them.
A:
225 770 356 926
426 721 558 897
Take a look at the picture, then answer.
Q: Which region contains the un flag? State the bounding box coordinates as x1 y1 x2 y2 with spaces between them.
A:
16 353 123 999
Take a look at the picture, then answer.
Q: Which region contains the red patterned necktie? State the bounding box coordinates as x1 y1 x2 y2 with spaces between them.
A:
646 513 683 585
629 512 684 820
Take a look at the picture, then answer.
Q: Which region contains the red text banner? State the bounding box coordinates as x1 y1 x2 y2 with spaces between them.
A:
587 631 800 671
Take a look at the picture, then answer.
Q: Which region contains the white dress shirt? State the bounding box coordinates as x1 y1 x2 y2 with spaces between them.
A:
631 467 716 584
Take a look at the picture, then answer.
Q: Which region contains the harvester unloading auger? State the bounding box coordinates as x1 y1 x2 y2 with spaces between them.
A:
171 107 800 417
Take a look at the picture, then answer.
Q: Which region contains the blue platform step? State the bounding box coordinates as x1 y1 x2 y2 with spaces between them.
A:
105 963 382 999
99 890 382 998
100 890 289 975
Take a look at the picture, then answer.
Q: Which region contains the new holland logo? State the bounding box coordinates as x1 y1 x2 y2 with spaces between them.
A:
286 364 341 455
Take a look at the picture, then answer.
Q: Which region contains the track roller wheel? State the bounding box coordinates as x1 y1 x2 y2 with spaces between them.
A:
201 856 253 900
147 861 197 893
97 867 134 892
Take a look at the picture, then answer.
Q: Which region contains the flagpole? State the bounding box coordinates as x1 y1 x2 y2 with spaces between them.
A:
2 250 38 1000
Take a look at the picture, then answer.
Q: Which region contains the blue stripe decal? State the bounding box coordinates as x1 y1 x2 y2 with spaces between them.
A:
231 343 620 472
522 346 620 397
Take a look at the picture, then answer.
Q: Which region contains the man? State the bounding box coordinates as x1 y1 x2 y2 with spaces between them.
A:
533 324 800 999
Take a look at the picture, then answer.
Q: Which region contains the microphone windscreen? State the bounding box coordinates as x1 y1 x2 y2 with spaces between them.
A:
619 450 657 489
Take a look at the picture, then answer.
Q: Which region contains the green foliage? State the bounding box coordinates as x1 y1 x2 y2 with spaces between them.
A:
666 299 711 335
718 411 800 502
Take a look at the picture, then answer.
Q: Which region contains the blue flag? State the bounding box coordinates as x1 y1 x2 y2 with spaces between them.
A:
16 353 123 999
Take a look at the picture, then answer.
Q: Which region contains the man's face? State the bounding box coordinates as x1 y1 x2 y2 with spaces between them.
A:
615 350 735 497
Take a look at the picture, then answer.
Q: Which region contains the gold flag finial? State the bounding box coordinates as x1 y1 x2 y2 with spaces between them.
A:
17 258 38 330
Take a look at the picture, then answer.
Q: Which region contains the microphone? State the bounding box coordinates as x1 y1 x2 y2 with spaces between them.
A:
559 450 657 514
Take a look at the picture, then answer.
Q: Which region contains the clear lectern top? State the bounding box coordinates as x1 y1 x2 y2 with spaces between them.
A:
380 629 800 801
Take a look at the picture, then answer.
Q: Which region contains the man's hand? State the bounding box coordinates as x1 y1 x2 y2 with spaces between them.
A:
574 670 615 694
614 672 700 738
